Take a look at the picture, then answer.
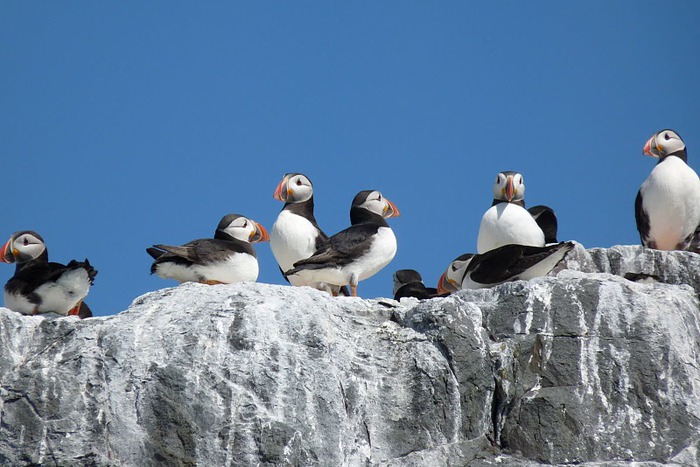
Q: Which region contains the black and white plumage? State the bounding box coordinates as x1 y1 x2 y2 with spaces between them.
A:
270 173 347 295
528 205 558 244
0 231 97 316
285 190 400 297
147 214 269 284
437 242 573 292
635 129 700 252
435 253 475 294
477 171 548 253
392 269 438 300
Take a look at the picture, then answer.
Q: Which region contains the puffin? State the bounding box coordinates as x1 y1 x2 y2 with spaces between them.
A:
635 129 700 252
147 213 269 284
285 190 399 297
392 269 438 300
437 242 574 292
270 173 347 295
435 253 476 294
0 231 98 316
476 171 546 253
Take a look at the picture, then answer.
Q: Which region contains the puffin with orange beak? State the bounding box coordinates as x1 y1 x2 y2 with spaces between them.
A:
437 242 573 292
476 171 549 254
270 173 347 295
635 129 700 251
0 230 97 317
147 213 269 284
285 190 399 297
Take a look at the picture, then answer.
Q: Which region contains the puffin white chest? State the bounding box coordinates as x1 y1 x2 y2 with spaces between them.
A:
270 210 320 271
156 252 259 284
477 203 544 253
351 226 398 281
641 157 700 250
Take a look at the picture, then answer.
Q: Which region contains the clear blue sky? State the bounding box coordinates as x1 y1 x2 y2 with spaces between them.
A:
2 3 699 316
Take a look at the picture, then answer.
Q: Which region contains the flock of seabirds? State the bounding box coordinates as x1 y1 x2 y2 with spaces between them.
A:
1 128 697 319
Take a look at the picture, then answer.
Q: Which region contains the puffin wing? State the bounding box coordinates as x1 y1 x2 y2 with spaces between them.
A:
468 243 569 285
634 189 651 246
528 205 558 243
467 244 529 285
290 224 378 269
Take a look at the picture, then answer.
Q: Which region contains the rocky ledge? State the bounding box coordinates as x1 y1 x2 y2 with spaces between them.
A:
0 244 699 466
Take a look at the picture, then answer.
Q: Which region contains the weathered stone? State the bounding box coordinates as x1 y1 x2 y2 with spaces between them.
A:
0 246 699 466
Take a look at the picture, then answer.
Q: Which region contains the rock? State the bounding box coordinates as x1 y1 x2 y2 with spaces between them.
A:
0 246 699 466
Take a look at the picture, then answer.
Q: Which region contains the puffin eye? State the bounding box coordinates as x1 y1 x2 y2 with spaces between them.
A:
664 133 670 141
23 238 28 246
296 179 302 186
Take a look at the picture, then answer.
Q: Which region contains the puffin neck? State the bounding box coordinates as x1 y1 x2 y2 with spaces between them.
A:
492 198 526 208
350 206 388 226
15 249 50 273
284 197 317 222
659 149 688 164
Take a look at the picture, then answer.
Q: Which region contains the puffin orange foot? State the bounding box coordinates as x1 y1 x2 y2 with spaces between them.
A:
201 280 225 285
68 301 83 316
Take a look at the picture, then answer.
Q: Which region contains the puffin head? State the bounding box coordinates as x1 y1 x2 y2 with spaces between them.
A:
436 253 475 294
216 214 270 244
643 129 687 161
493 171 525 204
351 190 400 219
0 231 47 264
273 173 314 203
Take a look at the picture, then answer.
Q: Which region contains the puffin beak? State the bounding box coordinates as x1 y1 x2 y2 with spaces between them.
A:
273 177 289 201
643 135 659 158
437 272 457 295
250 222 270 243
0 239 14 263
505 176 515 202
383 199 400 218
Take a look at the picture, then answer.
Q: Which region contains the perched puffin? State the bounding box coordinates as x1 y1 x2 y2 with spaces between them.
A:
476 171 546 253
270 173 346 295
635 129 700 251
392 269 438 300
0 231 97 316
435 253 476 294
437 242 573 292
147 214 269 284
285 190 399 297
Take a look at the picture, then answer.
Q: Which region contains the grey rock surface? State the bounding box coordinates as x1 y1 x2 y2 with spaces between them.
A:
0 245 699 466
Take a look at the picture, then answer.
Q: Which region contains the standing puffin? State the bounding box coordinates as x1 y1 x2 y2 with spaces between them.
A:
270 173 345 294
635 129 700 251
476 171 546 253
147 214 269 284
392 269 438 300
285 190 399 297
437 242 573 292
0 231 97 316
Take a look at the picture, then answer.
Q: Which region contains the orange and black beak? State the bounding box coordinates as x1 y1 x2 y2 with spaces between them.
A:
250 222 270 243
0 238 15 264
273 176 290 202
383 199 400 218
643 134 660 158
504 175 515 202
437 272 458 295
